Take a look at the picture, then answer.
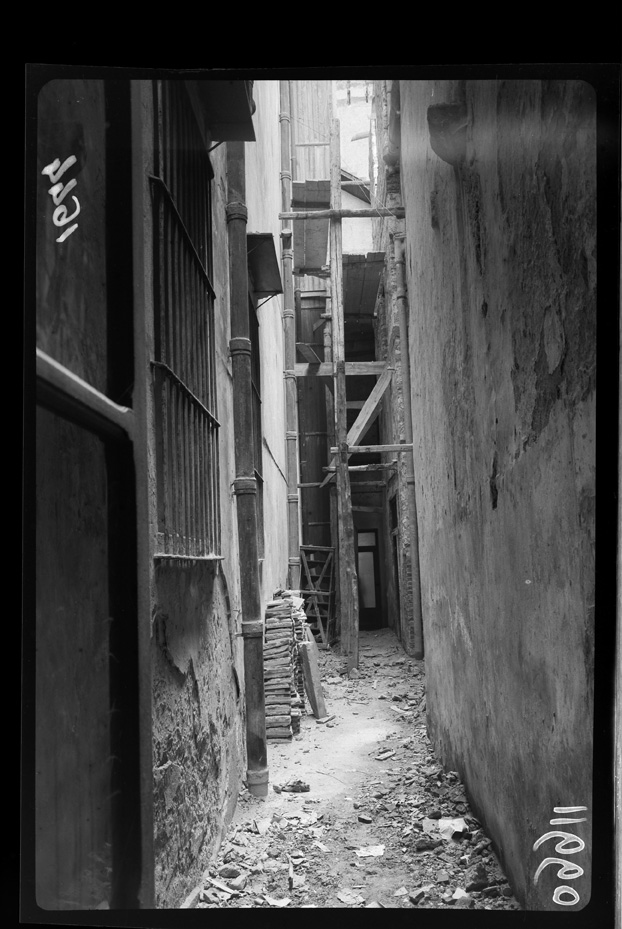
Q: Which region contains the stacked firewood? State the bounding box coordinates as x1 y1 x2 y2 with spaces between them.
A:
263 598 296 740
285 592 308 735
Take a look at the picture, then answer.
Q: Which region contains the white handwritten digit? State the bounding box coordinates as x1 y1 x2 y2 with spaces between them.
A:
553 886 581 906
550 817 587 825
48 178 78 206
56 223 78 243
53 197 81 227
553 806 587 813
533 857 584 885
42 155 77 184
533 831 585 855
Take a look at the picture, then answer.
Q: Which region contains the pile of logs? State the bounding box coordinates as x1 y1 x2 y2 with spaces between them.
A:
263 593 309 740
263 598 296 740
290 594 307 735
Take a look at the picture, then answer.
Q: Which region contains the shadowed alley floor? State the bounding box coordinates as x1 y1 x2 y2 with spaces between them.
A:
182 628 522 910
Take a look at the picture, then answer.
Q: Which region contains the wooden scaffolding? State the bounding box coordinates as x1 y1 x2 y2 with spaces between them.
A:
282 112 409 670
300 545 335 647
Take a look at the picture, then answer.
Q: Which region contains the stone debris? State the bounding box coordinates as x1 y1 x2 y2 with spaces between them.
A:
188 629 521 911
355 845 385 858
281 779 310 793
337 888 365 905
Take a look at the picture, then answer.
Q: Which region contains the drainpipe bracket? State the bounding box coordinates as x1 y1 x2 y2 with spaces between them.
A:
241 619 264 638
226 201 248 224
246 766 270 797
230 337 252 356
233 476 257 495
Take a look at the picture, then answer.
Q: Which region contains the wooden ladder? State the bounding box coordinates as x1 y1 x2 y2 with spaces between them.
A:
300 545 335 648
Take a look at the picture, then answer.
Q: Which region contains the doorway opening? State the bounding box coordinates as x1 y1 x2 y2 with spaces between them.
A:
356 528 383 630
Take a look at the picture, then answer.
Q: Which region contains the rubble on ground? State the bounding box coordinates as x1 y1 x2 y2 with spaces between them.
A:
186 630 521 910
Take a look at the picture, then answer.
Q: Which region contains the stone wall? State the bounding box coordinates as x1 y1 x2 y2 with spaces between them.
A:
400 79 596 910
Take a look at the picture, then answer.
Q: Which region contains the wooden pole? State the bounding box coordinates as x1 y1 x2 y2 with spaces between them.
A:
330 118 359 671
394 234 424 659
280 207 405 220
323 293 340 640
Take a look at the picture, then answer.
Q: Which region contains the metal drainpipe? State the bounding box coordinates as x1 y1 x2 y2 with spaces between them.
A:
393 233 424 659
383 79 400 168
280 79 302 591
226 140 269 797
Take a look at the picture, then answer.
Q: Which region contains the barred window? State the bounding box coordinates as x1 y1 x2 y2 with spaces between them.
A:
151 81 220 558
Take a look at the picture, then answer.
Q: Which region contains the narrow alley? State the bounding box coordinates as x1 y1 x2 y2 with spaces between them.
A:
183 625 520 911
28 68 616 924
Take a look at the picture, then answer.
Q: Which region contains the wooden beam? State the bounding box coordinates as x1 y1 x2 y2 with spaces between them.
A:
346 368 393 446
329 443 413 455
320 369 393 488
352 505 385 513
295 361 386 377
296 342 323 364
293 267 331 278
280 207 405 221
330 117 359 671
323 462 397 472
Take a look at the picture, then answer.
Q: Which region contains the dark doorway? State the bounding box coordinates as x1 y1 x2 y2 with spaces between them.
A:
357 529 382 629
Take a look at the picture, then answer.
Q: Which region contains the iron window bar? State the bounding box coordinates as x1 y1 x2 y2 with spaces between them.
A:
148 173 216 299
150 360 220 430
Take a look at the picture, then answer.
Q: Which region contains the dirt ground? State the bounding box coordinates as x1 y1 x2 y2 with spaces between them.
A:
184 629 523 910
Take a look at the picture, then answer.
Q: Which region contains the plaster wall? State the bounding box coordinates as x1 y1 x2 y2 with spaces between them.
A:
399 79 596 910
335 80 373 180
342 188 374 255
151 81 288 906
245 80 290 600
150 124 245 906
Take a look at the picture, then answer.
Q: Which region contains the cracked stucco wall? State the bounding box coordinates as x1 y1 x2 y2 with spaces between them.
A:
400 79 596 910
151 562 244 907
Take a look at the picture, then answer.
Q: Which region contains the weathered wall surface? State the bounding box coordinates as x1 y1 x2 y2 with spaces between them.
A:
342 189 374 255
371 84 415 653
400 79 596 910
335 79 373 180
245 80 290 600
152 562 244 906
150 127 245 907
150 82 290 906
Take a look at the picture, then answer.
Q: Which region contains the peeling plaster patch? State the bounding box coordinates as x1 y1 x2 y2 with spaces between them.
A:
542 304 565 373
445 593 474 656
531 321 565 441
490 450 499 509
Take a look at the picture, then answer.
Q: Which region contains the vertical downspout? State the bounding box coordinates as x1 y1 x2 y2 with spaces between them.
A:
280 80 302 591
226 140 269 797
393 233 424 659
